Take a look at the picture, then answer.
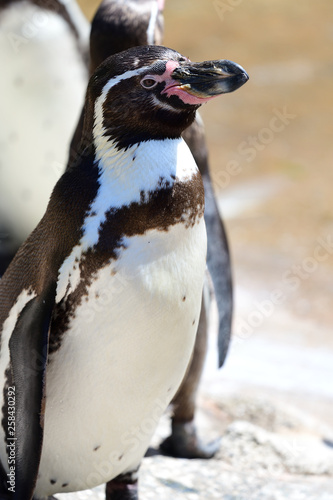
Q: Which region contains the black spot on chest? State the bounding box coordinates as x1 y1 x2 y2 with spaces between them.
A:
99 172 204 246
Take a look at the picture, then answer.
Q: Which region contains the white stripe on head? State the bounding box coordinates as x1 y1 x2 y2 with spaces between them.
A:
93 65 151 152
146 1 159 45
93 59 181 152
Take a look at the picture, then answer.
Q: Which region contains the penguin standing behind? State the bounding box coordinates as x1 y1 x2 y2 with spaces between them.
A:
70 0 234 458
0 0 89 274
0 46 248 499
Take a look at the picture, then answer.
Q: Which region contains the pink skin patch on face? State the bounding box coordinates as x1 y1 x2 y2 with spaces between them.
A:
159 61 217 105
142 60 218 105
142 60 180 88
163 86 217 105
145 60 179 84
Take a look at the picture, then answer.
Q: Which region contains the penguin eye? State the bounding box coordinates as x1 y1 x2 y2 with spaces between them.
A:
140 77 158 89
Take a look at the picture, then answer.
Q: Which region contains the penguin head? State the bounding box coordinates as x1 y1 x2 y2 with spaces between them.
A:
90 0 165 73
84 45 248 151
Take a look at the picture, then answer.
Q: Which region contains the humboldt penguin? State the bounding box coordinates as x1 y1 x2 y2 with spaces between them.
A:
69 0 234 459
0 0 89 275
0 45 248 499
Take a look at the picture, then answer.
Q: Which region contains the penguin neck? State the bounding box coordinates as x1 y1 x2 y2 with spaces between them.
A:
74 136 197 252
93 136 184 209
91 82 188 187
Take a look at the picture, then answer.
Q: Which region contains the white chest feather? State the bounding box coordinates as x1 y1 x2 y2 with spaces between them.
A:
36 219 206 495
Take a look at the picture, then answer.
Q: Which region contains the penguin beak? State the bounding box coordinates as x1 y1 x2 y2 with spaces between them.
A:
170 60 249 100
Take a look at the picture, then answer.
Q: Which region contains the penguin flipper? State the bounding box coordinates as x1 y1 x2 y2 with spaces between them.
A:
8 283 56 500
203 178 233 368
182 118 233 368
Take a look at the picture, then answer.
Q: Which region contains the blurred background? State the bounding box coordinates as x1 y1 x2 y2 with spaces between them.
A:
163 0 333 413
158 0 333 422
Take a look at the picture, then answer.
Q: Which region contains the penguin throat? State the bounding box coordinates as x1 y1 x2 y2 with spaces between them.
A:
70 137 198 254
